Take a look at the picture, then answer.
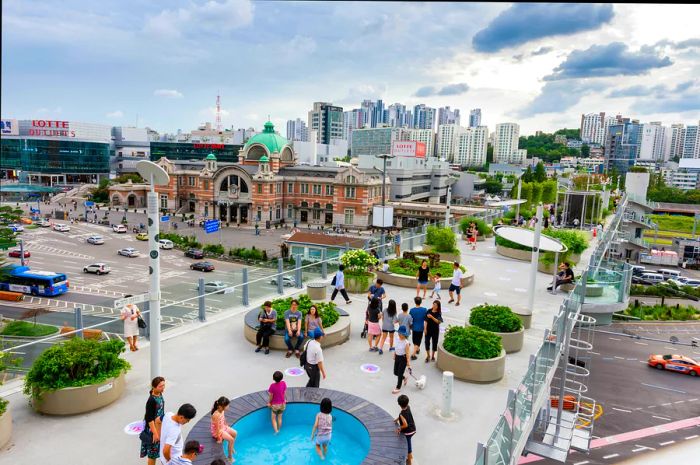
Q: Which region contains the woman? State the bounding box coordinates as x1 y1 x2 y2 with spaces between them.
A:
305 305 324 339
378 299 398 355
120 301 141 351
366 297 383 352
424 300 443 363
140 377 165 465
211 396 238 463
468 223 478 251
415 260 431 299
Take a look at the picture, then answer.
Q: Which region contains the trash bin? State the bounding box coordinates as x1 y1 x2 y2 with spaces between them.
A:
306 281 327 301
265 220 271 229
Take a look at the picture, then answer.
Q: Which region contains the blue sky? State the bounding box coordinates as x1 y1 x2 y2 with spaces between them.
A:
2 1 700 135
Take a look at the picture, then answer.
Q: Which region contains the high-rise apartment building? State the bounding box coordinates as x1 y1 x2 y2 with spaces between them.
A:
387 103 412 128
455 126 488 166
359 99 388 128
493 123 522 163
605 118 642 173
413 104 436 129
436 124 464 162
670 124 686 160
580 112 617 145
638 122 671 162
286 118 309 142
343 109 364 141
469 109 482 128
438 107 461 126
682 123 700 159
408 129 435 158
308 102 344 144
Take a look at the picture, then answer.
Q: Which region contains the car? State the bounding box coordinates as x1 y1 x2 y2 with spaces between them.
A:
190 261 215 272
38 219 51 227
83 263 111 275
648 354 700 376
204 281 229 293
53 223 70 232
118 248 140 257
9 223 24 232
112 224 127 233
86 235 105 245
632 272 664 285
19 217 33 225
136 232 148 241
270 276 296 287
185 249 204 259
630 265 646 276
158 239 174 250
98 218 111 225
8 249 30 258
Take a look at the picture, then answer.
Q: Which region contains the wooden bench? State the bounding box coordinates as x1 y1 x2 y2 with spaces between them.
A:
60 326 103 340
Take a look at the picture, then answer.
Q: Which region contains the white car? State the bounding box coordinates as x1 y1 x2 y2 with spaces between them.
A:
53 223 70 232
87 235 105 245
38 219 51 227
112 224 127 233
270 276 296 287
9 223 24 232
83 263 111 275
204 281 229 293
118 248 139 257
669 277 700 289
158 239 174 250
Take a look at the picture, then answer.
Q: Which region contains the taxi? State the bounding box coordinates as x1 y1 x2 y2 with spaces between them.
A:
136 232 148 241
648 354 700 376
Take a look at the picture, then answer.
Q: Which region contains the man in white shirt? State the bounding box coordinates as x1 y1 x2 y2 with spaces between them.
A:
160 403 197 465
448 262 463 306
305 327 326 388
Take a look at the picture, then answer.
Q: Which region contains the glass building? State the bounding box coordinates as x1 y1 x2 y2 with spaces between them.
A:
350 127 411 157
150 142 241 164
605 119 642 174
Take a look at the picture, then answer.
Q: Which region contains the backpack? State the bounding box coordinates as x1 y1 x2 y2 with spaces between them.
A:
331 274 337 286
299 340 312 367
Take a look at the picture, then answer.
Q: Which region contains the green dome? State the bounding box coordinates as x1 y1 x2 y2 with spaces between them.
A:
205 153 217 160
259 155 269 163
244 121 289 154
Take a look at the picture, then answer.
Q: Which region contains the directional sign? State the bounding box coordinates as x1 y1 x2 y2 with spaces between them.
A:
204 219 220 234
84 201 95 207
161 215 170 222
113 293 149 308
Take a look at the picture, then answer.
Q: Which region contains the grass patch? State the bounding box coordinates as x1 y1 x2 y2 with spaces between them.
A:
1 320 59 337
649 214 695 234
623 304 699 321
645 237 673 246
644 230 694 239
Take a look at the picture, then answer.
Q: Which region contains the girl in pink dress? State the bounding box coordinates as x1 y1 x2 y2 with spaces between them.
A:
210 396 238 463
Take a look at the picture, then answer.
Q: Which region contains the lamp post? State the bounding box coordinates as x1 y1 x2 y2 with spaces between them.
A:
515 172 524 220
375 154 395 252
444 174 459 228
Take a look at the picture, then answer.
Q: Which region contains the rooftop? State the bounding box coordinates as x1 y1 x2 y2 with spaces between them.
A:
285 231 367 248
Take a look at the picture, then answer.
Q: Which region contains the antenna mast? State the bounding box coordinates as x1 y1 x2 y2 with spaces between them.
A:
216 93 222 133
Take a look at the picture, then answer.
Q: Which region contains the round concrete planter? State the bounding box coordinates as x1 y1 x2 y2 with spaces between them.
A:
244 308 351 350
31 372 126 415
344 272 375 294
423 250 461 263
498 245 582 269
375 268 475 289
0 409 11 449
467 324 524 354
436 343 505 383
514 311 532 329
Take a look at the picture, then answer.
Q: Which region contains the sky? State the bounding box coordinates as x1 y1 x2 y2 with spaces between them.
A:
2 1 700 136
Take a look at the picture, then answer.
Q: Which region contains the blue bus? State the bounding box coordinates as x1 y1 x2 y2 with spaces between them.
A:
0 265 69 297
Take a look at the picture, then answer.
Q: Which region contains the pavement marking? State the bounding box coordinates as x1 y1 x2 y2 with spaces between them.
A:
631 445 655 452
652 415 672 421
589 351 600 355
685 435 699 440
634 341 648 345
674 400 685 404
641 383 687 394
647 405 656 408
573 461 589 465
602 357 614 361
602 454 619 459
612 407 632 413
609 337 621 341
614 356 625 360
659 440 675 446
661 403 672 406
688 398 698 402
626 358 638 361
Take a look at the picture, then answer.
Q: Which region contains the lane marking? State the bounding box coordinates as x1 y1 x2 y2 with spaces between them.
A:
647 405 656 408
674 400 685 404
685 435 698 440
634 341 648 345
602 454 619 459
689 398 698 402
659 440 675 446
609 337 621 341
661 403 672 406
652 415 672 421
590 351 600 355
626 358 637 361
612 407 632 413
574 461 589 465
641 383 687 394
614 356 625 360
631 445 655 452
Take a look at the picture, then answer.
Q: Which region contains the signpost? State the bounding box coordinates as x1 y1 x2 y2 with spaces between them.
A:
204 219 220 234
113 293 149 308
160 215 170 222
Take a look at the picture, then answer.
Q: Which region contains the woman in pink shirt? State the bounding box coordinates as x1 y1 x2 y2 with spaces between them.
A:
268 371 287 433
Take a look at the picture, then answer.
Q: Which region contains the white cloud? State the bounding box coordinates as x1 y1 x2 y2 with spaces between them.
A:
144 0 254 38
105 110 124 118
154 89 184 99
35 107 63 116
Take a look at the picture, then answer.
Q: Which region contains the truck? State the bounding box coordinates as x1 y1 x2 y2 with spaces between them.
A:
640 250 679 267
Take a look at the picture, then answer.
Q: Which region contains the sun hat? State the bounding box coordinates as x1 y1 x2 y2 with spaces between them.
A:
398 325 409 337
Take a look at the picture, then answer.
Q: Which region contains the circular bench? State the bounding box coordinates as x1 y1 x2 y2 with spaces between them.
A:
375 269 474 289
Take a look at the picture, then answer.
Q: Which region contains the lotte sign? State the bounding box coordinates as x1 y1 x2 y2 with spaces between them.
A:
391 141 426 158
29 120 75 138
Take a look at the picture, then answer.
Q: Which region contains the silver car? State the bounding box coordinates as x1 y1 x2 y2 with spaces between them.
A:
270 276 296 287
204 281 229 293
83 263 111 275
87 235 105 245
118 248 139 257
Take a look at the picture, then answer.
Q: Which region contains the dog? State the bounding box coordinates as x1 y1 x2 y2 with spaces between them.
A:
408 368 427 390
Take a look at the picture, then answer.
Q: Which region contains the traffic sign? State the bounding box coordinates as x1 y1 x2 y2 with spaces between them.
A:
113 293 149 308
84 201 95 207
161 215 170 222
204 219 220 234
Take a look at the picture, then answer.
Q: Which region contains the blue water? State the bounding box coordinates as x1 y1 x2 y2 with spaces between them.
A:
225 403 370 465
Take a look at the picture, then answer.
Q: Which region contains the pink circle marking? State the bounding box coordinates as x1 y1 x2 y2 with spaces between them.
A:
360 363 381 373
285 367 305 377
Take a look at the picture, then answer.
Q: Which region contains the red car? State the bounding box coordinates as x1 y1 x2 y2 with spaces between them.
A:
648 354 700 376
8 249 30 258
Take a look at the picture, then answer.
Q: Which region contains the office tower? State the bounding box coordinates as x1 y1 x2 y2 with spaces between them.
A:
308 102 344 143
412 104 436 129
438 107 461 126
286 118 309 142
468 109 482 128
455 126 488 166
604 118 642 173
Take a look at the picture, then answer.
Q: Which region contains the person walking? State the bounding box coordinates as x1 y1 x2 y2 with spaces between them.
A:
304 305 324 339
378 299 398 354
392 326 411 394
366 297 383 352
304 328 326 388
210 397 237 463
284 299 304 358
120 299 142 352
396 395 417 465
255 301 277 355
409 297 427 361
329 265 352 305
424 300 443 363
430 273 442 300
140 377 166 465
159 404 197 465
448 262 464 306
394 230 402 257
397 303 413 338
468 223 478 251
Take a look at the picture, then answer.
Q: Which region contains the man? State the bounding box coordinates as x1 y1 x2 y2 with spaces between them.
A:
367 278 386 308
305 327 326 388
255 301 277 355
330 264 352 305
159 403 197 465
168 440 201 465
284 299 304 358
394 230 402 257
547 262 574 291
448 262 463 306
409 296 428 361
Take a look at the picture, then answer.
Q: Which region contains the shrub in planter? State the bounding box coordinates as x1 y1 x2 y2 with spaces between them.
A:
203 244 225 255
23 338 131 402
442 325 502 360
425 226 459 254
269 294 340 330
340 249 376 290
388 258 465 277
459 217 491 236
469 304 522 333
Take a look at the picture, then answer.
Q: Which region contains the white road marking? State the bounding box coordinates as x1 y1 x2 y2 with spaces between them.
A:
602 454 619 459
661 403 672 406
673 400 685 404
632 445 655 452
614 356 625 360
612 407 632 413
652 415 672 421
634 341 648 345
626 357 637 361
641 383 687 394
589 351 600 355
574 461 590 465
659 440 675 446
609 337 621 341
688 398 698 402
685 435 699 440
647 405 656 408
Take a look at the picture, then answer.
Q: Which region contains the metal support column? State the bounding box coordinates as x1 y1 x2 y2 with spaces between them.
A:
74 307 84 339
198 278 206 322
242 268 249 306
295 254 302 289
277 258 284 294
321 249 327 279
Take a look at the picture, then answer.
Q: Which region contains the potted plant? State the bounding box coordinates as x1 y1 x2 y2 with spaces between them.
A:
468 304 524 353
423 225 461 262
23 338 131 415
340 249 377 293
437 325 506 383
378 257 472 288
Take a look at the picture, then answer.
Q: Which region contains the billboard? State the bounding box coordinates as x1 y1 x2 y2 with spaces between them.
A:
0 119 18 136
391 141 426 158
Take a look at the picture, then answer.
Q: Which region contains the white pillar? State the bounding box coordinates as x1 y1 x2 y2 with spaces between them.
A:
441 371 454 417
444 183 452 228
527 204 544 314
147 180 162 379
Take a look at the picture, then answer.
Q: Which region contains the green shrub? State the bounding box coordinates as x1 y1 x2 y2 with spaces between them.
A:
203 244 225 255
269 294 340 330
624 304 699 321
425 226 458 253
495 228 589 256
442 325 502 360
469 304 522 333
459 217 491 236
0 321 58 337
23 338 131 400
388 258 464 277
340 249 377 273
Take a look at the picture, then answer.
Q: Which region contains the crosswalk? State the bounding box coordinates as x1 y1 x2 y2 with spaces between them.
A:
23 243 95 260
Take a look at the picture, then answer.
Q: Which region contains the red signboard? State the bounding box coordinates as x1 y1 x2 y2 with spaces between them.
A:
29 120 75 137
193 143 225 149
391 141 426 158
415 142 426 158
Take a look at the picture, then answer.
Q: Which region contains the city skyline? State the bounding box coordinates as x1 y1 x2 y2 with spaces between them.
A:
2 2 700 135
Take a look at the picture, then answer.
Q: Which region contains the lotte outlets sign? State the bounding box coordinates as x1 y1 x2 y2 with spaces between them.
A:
28 120 76 138
391 141 426 158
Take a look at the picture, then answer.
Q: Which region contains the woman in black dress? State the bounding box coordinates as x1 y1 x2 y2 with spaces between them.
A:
424 300 443 362
415 260 431 299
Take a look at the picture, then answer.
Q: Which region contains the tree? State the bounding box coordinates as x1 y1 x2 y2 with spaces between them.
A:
484 179 503 194
486 144 494 164
522 165 534 183
90 178 111 203
115 173 144 184
580 144 590 158
534 162 547 182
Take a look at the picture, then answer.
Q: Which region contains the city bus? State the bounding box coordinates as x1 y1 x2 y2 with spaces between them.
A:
0 265 69 297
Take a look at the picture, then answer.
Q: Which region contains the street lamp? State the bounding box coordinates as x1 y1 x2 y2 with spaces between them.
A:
135 160 170 379
514 171 524 220
374 154 395 257
444 174 460 228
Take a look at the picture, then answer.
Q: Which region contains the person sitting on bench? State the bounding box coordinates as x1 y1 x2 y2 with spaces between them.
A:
547 262 574 291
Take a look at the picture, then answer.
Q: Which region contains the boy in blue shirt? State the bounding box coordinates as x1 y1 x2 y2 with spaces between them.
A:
408 296 428 361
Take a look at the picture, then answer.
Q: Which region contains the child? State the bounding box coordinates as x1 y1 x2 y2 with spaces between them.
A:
430 273 442 300
382 260 389 273
397 303 413 337
311 398 333 460
210 397 237 463
268 371 287 433
392 326 411 394
396 395 417 465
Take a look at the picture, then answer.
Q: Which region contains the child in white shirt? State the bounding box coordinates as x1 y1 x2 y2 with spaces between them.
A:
430 273 441 300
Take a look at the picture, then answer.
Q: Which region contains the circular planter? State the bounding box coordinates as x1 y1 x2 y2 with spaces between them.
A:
513 311 532 329
344 272 375 294
436 343 505 383
467 324 524 354
424 250 461 263
498 245 582 268
0 409 11 449
244 308 351 350
31 372 126 415
375 269 475 289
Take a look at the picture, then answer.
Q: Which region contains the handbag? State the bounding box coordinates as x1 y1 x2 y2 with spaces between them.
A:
299 340 311 367
331 274 337 286
137 316 147 329
139 423 152 443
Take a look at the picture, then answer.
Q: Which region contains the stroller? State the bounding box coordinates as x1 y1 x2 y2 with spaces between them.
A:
360 308 368 338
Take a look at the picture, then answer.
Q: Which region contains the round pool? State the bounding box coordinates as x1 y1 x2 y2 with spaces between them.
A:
224 403 370 465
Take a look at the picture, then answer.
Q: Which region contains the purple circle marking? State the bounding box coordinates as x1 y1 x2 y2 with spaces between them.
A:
124 420 145 435
285 367 305 377
360 363 381 374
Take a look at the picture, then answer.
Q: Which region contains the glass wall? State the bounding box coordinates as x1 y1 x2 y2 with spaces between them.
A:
0 137 110 174
150 142 241 164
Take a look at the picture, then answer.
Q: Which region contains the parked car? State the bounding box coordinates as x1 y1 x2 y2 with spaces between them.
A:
8 249 30 258
648 354 700 376
658 268 682 281
270 276 296 287
83 263 111 275
136 232 148 241
38 219 51 227
19 217 33 225
190 261 215 272
669 277 700 289
204 281 229 293
86 235 105 245
9 223 24 232
158 239 174 250
53 223 70 232
632 272 664 285
630 265 645 276
112 224 127 233
185 249 204 259
98 218 110 225
118 248 140 257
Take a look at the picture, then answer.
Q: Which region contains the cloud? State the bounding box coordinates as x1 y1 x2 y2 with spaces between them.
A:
144 0 254 38
472 4 614 52
531 46 553 56
105 110 124 118
607 85 665 98
545 42 672 80
154 89 183 98
336 84 388 104
516 80 604 117
630 80 700 114
413 83 469 97
35 107 63 116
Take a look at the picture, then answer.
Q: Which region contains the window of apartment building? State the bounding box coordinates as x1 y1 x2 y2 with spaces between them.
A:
276 183 282 194
345 186 356 199
288 182 294 193
256 207 262 221
188 176 196 187
257 184 263 194
203 180 209 190
344 208 354 225
287 204 293 219
313 184 322 195
160 194 168 209
325 184 333 196
301 183 309 194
